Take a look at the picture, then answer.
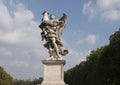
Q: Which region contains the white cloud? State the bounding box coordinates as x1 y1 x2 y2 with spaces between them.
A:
102 10 120 21
0 31 24 44
0 1 47 79
0 1 39 44
64 49 80 69
14 3 34 26
96 0 120 10
82 1 91 14
82 0 120 21
79 50 91 62
69 49 79 56
77 34 96 45
0 1 13 29
0 59 29 68
9 60 30 67
10 0 13 6
82 1 96 19
82 1 95 19
64 49 91 70
0 47 12 57
86 35 96 44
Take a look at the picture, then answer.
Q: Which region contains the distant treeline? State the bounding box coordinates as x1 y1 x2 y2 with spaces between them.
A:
12 78 43 85
0 66 42 85
64 29 120 85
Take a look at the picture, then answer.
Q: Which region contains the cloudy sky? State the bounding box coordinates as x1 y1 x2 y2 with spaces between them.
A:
0 0 120 79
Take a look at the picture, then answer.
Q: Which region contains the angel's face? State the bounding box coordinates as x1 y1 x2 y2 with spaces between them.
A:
50 14 56 20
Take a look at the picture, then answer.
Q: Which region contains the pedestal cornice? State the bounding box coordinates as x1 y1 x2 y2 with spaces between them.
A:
42 60 66 65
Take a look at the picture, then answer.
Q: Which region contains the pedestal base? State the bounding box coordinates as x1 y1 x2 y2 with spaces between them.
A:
40 83 68 85
39 60 68 85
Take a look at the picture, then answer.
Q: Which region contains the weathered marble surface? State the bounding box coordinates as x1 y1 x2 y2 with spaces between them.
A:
39 11 68 60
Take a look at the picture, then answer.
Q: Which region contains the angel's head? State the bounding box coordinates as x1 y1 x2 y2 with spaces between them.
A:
50 14 56 20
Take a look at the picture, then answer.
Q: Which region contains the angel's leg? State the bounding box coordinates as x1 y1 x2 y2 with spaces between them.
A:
51 38 60 58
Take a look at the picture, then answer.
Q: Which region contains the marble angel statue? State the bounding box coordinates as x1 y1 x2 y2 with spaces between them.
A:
39 11 68 60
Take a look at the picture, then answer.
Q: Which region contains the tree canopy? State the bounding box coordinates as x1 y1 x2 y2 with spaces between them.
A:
64 29 120 85
12 78 43 85
0 67 13 85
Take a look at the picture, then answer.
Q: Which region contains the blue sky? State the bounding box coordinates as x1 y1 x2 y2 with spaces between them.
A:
0 0 120 79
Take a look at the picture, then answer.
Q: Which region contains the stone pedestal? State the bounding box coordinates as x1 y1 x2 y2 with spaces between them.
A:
40 60 68 85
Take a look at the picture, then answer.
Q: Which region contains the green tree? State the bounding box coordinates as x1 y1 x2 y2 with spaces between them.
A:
0 67 13 85
65 29 120 85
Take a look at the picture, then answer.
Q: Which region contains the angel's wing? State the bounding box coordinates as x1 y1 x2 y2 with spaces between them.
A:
58 13 67 41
